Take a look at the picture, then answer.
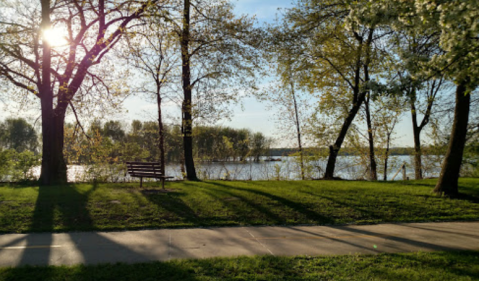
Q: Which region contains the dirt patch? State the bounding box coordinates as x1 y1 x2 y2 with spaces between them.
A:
223 197 241 201
110 200 121 204
141 189 177 195
0 200 15 205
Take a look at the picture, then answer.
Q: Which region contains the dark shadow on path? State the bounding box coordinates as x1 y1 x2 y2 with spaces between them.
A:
1 183 198 280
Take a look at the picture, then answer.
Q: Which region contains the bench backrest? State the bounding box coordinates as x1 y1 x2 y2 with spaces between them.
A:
126 162 162 177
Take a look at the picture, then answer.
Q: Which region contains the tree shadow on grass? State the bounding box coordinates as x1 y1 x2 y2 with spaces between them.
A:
139 188 199 226
200 183 285 225
206 181 335 225
0 183 198 280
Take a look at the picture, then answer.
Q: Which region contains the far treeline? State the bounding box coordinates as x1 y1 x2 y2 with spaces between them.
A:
1 0 479 197
270 147 422 157
64 120 272 165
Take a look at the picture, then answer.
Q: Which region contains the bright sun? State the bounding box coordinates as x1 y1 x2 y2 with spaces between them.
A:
42 27 68 47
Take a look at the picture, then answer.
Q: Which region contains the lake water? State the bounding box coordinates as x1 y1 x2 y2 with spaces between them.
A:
32 155 443 182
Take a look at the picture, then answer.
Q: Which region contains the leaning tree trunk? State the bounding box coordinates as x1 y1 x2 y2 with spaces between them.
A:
434 80 471 197
180 0 198 181
290 75 304 180
324 93 366 179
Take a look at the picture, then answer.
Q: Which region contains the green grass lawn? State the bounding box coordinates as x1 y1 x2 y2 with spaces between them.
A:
0 251 478 280
1 179 479 233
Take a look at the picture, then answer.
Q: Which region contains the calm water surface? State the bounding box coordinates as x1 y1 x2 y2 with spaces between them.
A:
32 155 442 182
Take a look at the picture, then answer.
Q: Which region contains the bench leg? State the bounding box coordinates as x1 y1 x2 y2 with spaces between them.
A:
161 178 165 190
140 177 143 188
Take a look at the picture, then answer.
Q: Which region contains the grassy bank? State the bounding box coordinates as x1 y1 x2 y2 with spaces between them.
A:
1 179 479 233
0 251 478 280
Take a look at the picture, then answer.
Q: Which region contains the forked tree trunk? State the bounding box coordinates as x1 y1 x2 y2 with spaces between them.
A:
180 0 198 180
434 80 471 197
410 99 424 180
323 29 374 180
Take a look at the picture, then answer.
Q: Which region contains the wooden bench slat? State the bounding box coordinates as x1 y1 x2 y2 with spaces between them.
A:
126 162 172 188
128 167 160 171
126 162 160 165
130 172 163 177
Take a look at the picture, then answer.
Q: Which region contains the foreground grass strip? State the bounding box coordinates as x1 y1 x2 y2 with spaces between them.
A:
1 179 479 233
0 251 478 281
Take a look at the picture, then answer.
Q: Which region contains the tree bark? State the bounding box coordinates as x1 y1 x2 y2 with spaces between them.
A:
39 111 68 185
433 80 471 197
383 132 391 181
156 87 165 176
410 95 424 180
38 0 67 185
290 73 304 180
324 93 366 179
323 28 374 180
364 94 377 180
180 0 198 181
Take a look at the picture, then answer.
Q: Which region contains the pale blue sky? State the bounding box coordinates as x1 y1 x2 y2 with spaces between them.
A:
123 0 299 147
0 0 416 148
91 0 416 147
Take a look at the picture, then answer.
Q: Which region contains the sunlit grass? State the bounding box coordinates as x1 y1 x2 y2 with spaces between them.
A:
0 179 478 233
0 251 478 280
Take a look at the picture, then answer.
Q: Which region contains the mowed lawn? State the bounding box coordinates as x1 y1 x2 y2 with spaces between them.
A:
0 179 479 233
1 251 478 281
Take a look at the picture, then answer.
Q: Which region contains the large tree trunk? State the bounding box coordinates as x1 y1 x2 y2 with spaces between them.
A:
324 93 366 179
39 111 68 185
38 0 67 185
433 80 471 197
180 0 198 181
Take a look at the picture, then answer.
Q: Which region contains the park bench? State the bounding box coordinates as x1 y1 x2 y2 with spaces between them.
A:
126 162 173 189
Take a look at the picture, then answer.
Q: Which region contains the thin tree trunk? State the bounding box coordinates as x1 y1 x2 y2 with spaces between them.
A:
383 132 391 181
434 80 471 197
364 94 377 180
180 0 197 181
290 74 304 180
156 88 165 176
410 99 423 180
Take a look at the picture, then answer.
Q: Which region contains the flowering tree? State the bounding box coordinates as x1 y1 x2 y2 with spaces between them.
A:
350 0 479 196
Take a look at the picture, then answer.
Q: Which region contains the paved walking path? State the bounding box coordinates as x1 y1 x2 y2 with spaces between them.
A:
0 221 478 267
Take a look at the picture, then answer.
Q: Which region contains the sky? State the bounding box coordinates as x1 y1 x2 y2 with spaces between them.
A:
121 0 299 147
0 0 417 148
122 0 416 148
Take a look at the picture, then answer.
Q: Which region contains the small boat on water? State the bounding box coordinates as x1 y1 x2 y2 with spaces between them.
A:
264 158 282 162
